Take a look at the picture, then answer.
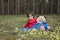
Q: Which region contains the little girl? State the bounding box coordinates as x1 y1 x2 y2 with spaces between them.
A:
23 12 37 31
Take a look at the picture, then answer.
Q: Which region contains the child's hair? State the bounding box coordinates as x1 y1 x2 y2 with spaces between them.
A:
27 11 35 18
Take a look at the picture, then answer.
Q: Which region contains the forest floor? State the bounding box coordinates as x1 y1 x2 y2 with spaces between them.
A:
0 15 60 40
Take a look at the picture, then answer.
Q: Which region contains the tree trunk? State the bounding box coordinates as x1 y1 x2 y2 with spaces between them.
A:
51 0 53 14
1 0 4 15
8 0 9 15
16 0 18 15
0 0 2 14
24 0 26 14
17 0 20 14
41 0 44 14
57 0 59 14
33 0 35 14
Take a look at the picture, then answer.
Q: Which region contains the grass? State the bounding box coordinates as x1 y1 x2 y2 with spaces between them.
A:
0 15 60 40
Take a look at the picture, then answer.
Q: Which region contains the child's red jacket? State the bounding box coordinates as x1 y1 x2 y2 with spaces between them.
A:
24 18 37 28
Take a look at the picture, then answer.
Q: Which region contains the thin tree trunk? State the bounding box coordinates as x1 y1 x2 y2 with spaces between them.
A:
20 0 22 14
36 2 39 14
0 0 1 14
17 0 20 14
1 0 4 15
41 0 44 14
24 0 26 14
1 0 4 20
57 0 59 14
36 6 38 14
16 0 18 15
8 0 9 15
41 5 43 14
51 0 53 14
33 0 35 14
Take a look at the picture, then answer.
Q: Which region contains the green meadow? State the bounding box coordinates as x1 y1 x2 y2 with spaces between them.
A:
0 15 60 40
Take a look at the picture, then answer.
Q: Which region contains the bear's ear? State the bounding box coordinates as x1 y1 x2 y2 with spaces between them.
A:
44 16 46 19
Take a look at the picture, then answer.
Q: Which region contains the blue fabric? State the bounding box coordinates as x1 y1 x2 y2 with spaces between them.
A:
41 22 48 30
32 22 48 30
32 23 40 30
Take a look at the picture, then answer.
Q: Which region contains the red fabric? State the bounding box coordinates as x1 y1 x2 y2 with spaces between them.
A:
24 18 37 28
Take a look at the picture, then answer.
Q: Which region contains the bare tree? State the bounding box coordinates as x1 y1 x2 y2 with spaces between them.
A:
0 0 1 14
33 0 35 14
41 0 44 14
57 0 59 14
1 0 4 15
17 0 20 14
15 0 18 15
24 0 26 14
8 0 9 15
